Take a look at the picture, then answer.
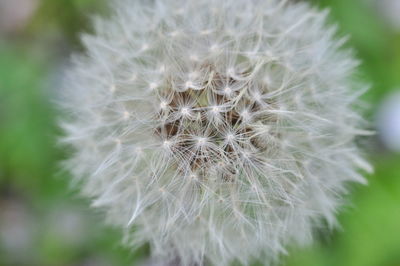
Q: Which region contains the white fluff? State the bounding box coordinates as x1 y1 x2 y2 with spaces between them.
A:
60 0 371 265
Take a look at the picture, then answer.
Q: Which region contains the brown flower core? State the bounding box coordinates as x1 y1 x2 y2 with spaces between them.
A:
155 67 276 182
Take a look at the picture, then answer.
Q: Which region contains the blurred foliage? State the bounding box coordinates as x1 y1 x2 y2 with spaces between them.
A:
0 0 399 265
30 0 106 46
310 0 400 109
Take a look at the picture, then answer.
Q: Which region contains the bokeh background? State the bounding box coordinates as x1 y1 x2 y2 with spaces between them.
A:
1 0 399 265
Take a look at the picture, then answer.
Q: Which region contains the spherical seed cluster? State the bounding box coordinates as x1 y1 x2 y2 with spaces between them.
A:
60 0 372 265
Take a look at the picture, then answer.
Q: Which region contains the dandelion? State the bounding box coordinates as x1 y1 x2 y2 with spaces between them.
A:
59 0 372 265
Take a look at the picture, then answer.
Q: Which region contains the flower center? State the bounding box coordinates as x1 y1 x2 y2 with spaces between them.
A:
155 66 276 182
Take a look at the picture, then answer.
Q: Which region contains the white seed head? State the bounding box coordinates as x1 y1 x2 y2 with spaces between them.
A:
60 0 371 265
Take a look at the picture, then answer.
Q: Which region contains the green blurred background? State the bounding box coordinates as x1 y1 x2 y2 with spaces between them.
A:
0 0 399 265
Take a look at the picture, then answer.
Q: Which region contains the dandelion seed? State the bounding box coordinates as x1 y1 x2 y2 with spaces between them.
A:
149 82 158 90
185 81 194 89
180 107 190 116
224 87 232 95
189 54 199 61
211 106 220 113
122 111 130 120
160 101 168 110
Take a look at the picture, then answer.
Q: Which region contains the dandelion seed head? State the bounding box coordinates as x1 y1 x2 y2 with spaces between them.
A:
60 0 371 265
